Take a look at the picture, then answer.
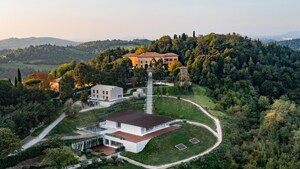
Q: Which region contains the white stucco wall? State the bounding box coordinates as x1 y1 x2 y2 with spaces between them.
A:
110 87 123 100
103 134 150 153
90 85 123 101
105 120 143 135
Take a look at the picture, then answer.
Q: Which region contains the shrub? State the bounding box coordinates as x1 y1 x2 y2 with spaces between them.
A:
25 79 42 85
111 155 118 161
106 157 114 164
100 156 107 164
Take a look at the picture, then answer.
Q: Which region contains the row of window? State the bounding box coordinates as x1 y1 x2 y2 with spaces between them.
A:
93 90 108 95
139 58 177 63
92 94 109 100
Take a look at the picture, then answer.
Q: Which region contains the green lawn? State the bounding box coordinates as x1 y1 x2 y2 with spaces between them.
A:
49 98 145 136
122 123 217 165
154 97 216 129
155 84 225 118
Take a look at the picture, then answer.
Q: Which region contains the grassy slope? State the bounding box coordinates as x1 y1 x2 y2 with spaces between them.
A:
49 98 145 136
122 123 217 165
154 97 215 129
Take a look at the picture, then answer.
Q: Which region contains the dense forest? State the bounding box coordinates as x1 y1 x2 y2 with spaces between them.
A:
0 80 60 139
147 33 300 168
278 38 300 51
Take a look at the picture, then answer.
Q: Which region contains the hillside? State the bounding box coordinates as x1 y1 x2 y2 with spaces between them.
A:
0 39 150 79
277 38 300 50
0 37 80 50
76 39 151 55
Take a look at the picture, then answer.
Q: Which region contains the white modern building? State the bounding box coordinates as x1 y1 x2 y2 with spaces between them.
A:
100 111 177 153
88 84 124 107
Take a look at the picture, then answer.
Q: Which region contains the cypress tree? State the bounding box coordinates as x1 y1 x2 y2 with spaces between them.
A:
8 78 12 85
17 68 22 83
173 34 178 39
14 77 18 87
193 31 196 38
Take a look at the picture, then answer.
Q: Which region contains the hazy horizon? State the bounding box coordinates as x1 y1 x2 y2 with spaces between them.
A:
1 0 300 41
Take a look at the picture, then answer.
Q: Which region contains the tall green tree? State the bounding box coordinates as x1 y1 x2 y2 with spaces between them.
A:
17 68 22 83
60 74 75 102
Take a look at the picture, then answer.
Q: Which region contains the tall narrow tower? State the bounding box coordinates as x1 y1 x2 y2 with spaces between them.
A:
145 68 153 114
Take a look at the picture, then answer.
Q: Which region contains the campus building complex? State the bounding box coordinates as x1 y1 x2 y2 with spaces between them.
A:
123 52 178 68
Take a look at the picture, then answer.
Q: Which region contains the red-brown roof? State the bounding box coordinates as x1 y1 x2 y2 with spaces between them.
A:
103 110 175 128
123 53 138 57
111 126 178 143
122 52 178 58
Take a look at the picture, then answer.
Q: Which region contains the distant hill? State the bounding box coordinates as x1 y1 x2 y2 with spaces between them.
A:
0 39 151 79
76 39 151 55
0 37 80 50
251 31 300 42
277 39 300 51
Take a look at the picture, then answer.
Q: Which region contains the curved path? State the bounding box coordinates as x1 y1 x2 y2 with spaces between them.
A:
119 95 223 169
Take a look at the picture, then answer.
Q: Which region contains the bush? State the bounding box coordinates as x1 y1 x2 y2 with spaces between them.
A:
106 157 114 164
100 156 107 164
25 79 42 85
111 155 118 161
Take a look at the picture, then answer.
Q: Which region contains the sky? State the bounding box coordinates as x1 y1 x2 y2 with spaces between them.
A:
0 0 299 41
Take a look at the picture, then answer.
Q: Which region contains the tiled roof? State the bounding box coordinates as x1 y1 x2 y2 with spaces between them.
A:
111 126 178 143
103 110 174 128
91 84 122 91
123 53 138 57
123 52 178 58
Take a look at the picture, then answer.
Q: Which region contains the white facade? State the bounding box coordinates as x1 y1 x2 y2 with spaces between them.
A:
133 88 145 98
88 84 123 107
104 120 172 136
99 119 175 153
103 134 150 153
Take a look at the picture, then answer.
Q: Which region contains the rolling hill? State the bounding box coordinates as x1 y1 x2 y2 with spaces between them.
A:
0 37 80 50
0 39 151 79
277 38 300 50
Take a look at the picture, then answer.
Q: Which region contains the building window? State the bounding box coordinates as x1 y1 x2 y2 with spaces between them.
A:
103 91 105 94
118 95 122 98
106 91 108 94
141 61 143 63
105 139 109 145
93 90 95 93
165 59 168 61
117 122 121 128
111 140 122 147
170 59 173 61
96 90 99 93
103 96 105 99
97 95 99 98
93 95 95 97
106 96 108 100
